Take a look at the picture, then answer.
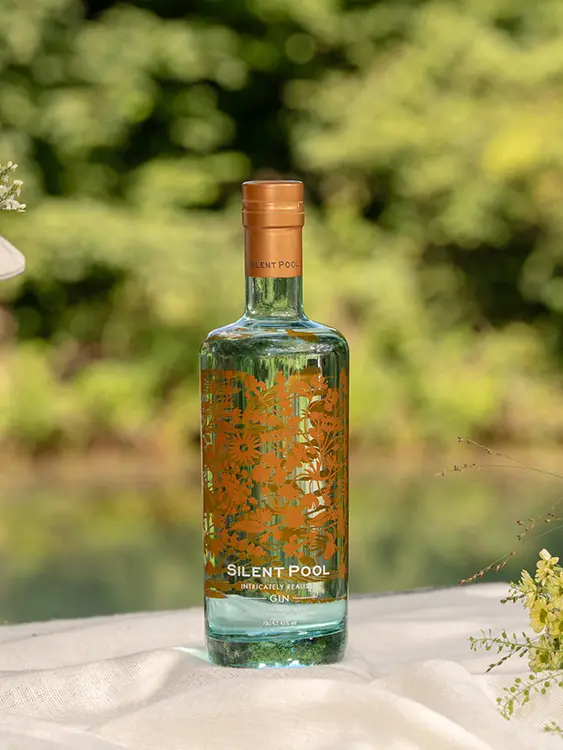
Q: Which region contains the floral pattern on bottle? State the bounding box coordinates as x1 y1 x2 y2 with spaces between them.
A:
201 367 348 600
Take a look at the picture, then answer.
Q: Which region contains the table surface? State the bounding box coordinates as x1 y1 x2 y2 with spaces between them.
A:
0 584 560 750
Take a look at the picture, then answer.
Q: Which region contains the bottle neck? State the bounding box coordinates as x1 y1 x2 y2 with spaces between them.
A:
243 226 305 320
245 276 304 319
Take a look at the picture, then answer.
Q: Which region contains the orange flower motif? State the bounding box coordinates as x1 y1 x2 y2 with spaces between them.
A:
201 366 349 597
323 454 338 472
228 433 261 464
252 464 273 483
243 405 268 425
272 467 287 485
223 481 251 509
282 505 305 528
324 390 338 412
283 536 301 557
206 536 223 555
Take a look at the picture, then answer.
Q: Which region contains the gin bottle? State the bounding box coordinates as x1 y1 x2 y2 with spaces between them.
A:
200 181 349 667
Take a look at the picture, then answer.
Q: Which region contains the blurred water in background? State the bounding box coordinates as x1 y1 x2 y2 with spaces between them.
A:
2 455 562 624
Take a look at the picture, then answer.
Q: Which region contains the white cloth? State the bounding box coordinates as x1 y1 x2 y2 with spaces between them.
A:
0 584 560 750
0 236 25 280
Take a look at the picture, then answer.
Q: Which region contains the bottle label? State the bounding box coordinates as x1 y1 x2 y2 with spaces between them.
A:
244 227 302 278
201 367 348 602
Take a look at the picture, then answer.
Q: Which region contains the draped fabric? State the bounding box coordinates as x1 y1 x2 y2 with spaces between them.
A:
0 585 559 749
0 236 25 281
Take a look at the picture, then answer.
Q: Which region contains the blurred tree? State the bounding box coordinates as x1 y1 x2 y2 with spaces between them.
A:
1 0 563 455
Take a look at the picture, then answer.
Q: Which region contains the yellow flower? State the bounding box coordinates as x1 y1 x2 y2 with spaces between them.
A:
546 571 563 610
547 617 563 639
529 598 554 634
539 548 558 562
536 549 559 583
529 635 553 671
518 569 538 609
551 644 563 671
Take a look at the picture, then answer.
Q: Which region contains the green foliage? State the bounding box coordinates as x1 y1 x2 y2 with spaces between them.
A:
2 0 563 453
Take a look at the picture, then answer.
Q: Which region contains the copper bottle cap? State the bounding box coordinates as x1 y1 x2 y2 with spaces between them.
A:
242 180 304 228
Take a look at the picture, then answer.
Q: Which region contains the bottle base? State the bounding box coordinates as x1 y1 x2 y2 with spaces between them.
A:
206 627 346 668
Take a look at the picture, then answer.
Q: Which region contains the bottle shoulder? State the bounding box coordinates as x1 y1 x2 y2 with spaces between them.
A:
200 316 349 358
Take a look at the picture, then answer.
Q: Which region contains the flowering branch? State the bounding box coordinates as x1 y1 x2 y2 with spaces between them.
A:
470 549 563 733
440 439 563 584
0 163 26 212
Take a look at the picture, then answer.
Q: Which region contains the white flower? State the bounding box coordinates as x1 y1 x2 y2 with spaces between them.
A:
0 163 26 212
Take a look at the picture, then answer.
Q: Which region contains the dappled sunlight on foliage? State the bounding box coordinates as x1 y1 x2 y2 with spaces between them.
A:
2 0 563 455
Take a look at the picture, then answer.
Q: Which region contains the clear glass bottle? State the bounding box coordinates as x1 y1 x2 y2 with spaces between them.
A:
200 181 349 667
